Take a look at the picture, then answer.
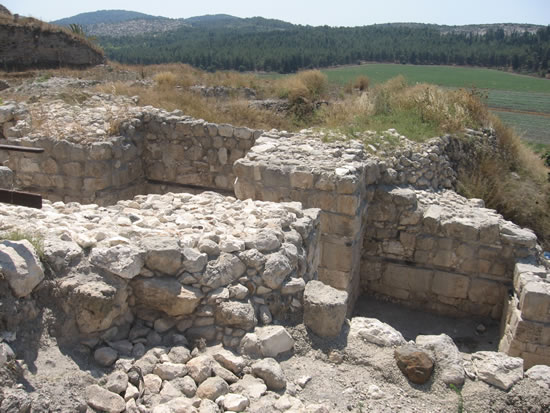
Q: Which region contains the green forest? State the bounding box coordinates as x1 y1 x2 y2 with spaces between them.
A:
98 23 550 74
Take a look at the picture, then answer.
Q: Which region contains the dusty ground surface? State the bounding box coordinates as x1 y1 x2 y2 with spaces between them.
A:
1 293 549 413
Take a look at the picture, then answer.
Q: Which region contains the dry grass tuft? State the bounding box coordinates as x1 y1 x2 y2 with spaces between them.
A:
458 115 550 248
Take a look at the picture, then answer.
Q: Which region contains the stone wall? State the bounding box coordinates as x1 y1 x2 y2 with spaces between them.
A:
0 135 145 204
0 19 104 70
361 187 539 319
234 133 370 312
128 108 261 193
0 192 320 347
0 103 261 204
500 262 550 368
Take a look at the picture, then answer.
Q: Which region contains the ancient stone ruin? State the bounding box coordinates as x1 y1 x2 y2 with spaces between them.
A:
1 89 549 411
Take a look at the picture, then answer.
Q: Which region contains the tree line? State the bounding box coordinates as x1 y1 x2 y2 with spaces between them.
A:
98 24 550 74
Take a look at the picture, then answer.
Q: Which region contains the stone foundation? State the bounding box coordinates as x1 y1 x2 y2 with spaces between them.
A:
499 262 550 368
361 187 538 319
2 96 550 367
1 103 261 204
0 192 320 346
234 134 369 312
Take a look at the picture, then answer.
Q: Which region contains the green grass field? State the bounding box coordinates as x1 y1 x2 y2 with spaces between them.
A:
323 63 550 93
491 110 550 146
487 90 550 114
322 64 550 145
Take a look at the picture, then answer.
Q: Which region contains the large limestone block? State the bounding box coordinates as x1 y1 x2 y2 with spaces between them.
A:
349 317 405 347
215 301 257 330
131 277 203 317
43 238 83 272
472 351 524 391
86 384 125 413
519 281 550 323
61 273 129 334
251 358 286 390
416 334 464 386
525 365 550 389
262 252 293 289
203 253 246 289
431 271 469 299
303 280 348 337
90 245 145 279
141 237 182 275
0 240 45 298
256 325 295 357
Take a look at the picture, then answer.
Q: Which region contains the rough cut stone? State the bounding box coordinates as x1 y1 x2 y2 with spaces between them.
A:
255 325 295 357
303 281 348 337
215 301 257 330
203 253 246 289
212 347 247 374
472 351 524 391
106 370 129 394
229 374 267 399
86 384 126 413
94 347 118 367
395 344 434 384
251 358 286 390
182 247 208 273
263 252 293 289
0 239 45 298
196 376 229 400
187 355 214 383
90 245 145 279
153 362 187 380
141 237 182 275
525 365 550 389
223 393 250 411
349 317 406 347
131 277 203 316
171 376 197 397
416 334 464 386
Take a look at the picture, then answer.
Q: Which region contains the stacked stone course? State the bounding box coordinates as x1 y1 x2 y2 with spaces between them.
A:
362 187 538 319
234 133 369 310
500 262 550 368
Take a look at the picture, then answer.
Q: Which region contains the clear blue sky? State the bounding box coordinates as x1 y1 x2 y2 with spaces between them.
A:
4 0 550 26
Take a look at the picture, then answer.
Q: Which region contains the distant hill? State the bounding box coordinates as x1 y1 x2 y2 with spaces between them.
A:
49 9 550 75
52 9 160 26
51 10 294 37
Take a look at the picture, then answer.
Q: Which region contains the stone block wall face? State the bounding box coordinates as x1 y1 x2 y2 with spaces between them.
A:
1 107 261 204
499 263 550 368
127 110 261 193
361 186 539 319
0 135 145 204
233 134 368 312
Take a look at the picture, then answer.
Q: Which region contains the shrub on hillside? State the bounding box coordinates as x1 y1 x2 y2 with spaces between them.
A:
354 75 370 91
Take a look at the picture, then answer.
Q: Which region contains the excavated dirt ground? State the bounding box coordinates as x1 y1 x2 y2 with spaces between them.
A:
1 293 549 413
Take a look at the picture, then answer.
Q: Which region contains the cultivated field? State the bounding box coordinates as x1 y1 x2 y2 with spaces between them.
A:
323 64 550 148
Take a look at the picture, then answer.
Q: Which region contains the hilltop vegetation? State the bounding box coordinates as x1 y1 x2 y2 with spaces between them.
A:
52 9 160 26
95 21 550 74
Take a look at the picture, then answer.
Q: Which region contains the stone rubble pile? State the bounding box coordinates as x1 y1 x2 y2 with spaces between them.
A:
0 192 320 345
